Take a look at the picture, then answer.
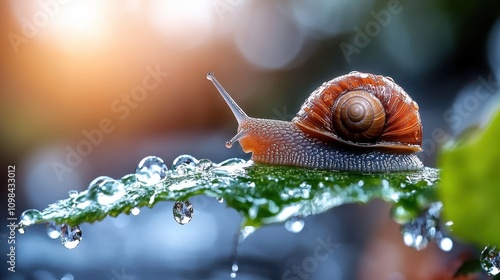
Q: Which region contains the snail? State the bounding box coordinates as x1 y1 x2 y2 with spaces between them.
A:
207 71 423 172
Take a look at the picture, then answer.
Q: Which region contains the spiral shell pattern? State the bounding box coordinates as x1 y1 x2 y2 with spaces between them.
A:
292 72 422 152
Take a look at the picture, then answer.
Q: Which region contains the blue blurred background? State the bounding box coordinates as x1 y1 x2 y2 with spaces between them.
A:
1 0 499 279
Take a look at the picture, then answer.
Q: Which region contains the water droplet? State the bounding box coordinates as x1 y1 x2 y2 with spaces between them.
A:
172 154 198 169
218 158 246 166
75 200 91 210
20 209 42 227
46 222 60 239
135 156 168 185
217 197 224 203
411 100 419 110
173 201 193 225
481 245 500 276
172 163 187 175
390 204 418 224
444 220 454 228
427 202 442 218
239 226 255 243
96 178 126 205
285 216 305 233
230 261 238 278
196 159 213 172
437 237 453 252
68 190 78 198
18 227 25 234
385 76 395 83
401 214 437 251
131 207 141 216
60 224 82 249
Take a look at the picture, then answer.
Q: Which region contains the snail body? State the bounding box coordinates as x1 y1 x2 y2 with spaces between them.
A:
207 72 423 172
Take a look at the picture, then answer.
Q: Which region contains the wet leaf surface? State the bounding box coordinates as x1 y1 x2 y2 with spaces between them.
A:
20 160 439 231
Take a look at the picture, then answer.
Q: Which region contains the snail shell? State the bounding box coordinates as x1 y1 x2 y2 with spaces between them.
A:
293 72 422 152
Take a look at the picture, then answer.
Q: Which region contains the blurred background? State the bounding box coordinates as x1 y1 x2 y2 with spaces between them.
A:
1 0 499 279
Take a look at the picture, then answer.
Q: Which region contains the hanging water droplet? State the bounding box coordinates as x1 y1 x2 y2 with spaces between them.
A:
217 197 224 203
285 216 305 233
230 261 238 278
17 227 25 235
239 226 255 243
401 214 437 251
20 209 42 227
427 202 443 218
60 224 82 249
173 201 193 225
172 154 198 169
135 156 168 185
131 207 141 216
196 159 213 172
481 245 500 276
390 203 419 224
96 178 126 205
46 222 60 239
68 190 78 198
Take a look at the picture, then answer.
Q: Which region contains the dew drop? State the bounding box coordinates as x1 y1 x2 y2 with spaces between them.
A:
68 190 78 198
131 207 141 216
390 204 418 224
239 226 255 243
135 156 168 185
95 178 126 205
172 163 194 176
401 214 437 251
411 100 419 110
46 222 60 239
173 201 193 225
20 209 42 227
218 158 246 166
217 197 224 203
76 200 91 210
60 224 82 249
481 245 500 276
196 159 213 172
18 227 25 235
172 154 198 169
437 237 453 252
285 216 305 233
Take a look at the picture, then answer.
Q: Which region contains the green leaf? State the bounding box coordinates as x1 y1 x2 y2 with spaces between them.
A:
438 110 500 248
19 160 439 231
